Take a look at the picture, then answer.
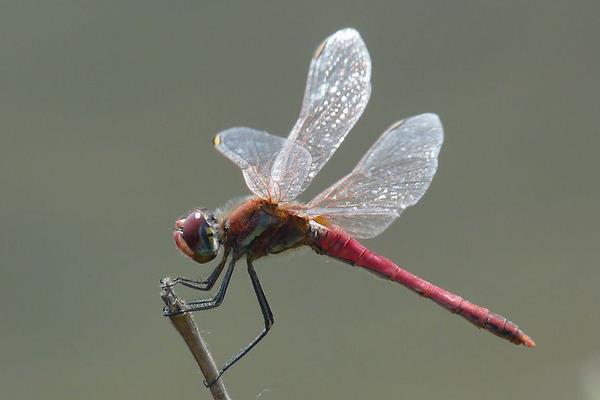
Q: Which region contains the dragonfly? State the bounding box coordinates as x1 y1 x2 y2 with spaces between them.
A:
168 28 535 384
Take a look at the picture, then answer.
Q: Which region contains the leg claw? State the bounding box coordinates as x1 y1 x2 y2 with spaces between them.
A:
203 373 222 388
163 304 189 317
160 277 175 287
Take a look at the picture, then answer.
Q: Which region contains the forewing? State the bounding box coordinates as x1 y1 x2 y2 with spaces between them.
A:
277 28 372 197
214 127 311 202
306 113 444 238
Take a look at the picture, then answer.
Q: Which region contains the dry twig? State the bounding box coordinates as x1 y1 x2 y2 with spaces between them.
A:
161 277 232 400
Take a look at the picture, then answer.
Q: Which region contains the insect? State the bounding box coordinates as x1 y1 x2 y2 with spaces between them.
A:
168 28 535 384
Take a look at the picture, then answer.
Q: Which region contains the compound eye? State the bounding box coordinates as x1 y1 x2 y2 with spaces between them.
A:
182 210 205 251
180 209 219 263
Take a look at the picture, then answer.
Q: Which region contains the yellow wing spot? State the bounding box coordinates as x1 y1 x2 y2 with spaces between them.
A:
386 119 405 132
314 39 327 59
213 134 221 146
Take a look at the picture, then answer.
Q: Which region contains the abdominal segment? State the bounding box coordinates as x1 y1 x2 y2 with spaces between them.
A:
312 225 535 348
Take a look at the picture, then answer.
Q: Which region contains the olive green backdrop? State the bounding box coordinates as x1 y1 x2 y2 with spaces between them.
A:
1 1 599 399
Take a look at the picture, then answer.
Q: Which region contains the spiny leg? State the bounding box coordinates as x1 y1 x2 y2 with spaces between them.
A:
207 257 274 386
164 256 237 316
166 249 230 291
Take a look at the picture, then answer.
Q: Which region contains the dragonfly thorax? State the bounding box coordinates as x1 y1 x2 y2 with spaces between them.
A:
222 198 310 259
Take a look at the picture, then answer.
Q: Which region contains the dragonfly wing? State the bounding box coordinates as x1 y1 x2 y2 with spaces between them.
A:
306 113 444 238
275 28 372 198
214 127 311 201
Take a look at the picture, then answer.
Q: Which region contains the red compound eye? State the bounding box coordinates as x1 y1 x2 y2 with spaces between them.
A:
177 209 219 264
182 210 205 251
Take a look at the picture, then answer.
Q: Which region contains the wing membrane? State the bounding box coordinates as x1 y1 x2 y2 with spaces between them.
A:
214 127 311 202
306 113 444 238
276 28 372 198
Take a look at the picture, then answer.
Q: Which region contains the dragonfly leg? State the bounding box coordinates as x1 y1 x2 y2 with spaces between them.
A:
164 250 230 291
206 257 274 386
163 257 237 316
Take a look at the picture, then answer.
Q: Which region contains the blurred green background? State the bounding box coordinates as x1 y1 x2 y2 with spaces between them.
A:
1 1 599 399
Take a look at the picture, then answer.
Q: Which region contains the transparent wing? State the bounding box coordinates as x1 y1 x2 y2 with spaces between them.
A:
214 127 311 202
306 113 444 238
275 28 372 198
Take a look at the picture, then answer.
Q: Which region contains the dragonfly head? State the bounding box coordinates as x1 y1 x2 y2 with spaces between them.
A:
173 209 221 263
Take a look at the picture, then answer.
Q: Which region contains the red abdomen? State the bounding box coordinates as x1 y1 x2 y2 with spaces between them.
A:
314 227 535 348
